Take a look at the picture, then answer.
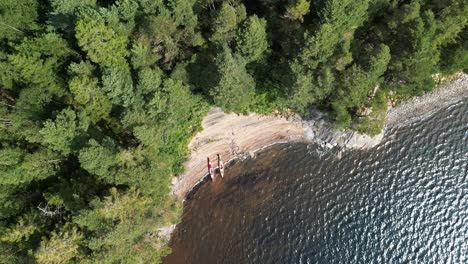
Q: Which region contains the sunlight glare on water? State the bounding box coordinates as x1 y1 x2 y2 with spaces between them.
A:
165 100 467 264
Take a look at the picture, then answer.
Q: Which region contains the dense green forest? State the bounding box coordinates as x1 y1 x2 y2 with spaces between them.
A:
0 0 466 262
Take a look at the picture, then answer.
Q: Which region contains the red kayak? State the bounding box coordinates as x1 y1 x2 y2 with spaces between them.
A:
207 157 214 181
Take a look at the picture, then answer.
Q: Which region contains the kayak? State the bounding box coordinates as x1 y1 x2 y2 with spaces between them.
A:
217 154 224 178
219 161 224 178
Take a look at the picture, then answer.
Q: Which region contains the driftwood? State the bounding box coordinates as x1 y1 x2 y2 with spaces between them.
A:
37 203 65 218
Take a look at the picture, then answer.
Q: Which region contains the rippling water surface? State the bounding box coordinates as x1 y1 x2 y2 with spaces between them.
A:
165 100 467 264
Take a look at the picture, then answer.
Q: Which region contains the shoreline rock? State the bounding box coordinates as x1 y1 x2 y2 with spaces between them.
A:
385 74 468 129
172 74 468 199
161 74 467 252
171 110 381 199
296 110 384 150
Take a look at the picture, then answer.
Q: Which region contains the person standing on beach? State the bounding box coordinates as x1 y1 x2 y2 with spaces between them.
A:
208 157 214 181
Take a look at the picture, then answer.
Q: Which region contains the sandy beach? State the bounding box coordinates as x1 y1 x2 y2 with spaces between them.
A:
172 74 468 198
171 109 306 197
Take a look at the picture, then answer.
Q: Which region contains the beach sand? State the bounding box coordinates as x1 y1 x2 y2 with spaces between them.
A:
171 109 305 198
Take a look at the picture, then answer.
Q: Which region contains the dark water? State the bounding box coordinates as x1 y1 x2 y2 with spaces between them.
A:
165 100 468 264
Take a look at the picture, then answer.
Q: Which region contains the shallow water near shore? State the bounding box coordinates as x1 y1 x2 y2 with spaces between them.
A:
164 99 467 263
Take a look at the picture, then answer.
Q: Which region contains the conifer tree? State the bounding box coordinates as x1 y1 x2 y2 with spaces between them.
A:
211 2 239 43
75 18 129 68
39 108 89 155
69 73 112 123
285 0 311 22
0 0 40 40
210 47 255 113
236 15 269 63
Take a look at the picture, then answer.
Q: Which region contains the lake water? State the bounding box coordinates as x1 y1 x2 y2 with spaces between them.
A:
164 99 467 263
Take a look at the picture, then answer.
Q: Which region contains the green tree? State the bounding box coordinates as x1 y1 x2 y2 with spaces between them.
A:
69 64 112 123
1 213 40 245
0 0 40 40
94 187 150 224
210 2 239 42
73 187 160 263
102 0 139 36
0 51 14 90
113 0 139 23
169 0 198 29
383 2 439 94
6 34 74 138
299 0 368 69
136 67 163 97
34 227 83 264
130 40 157 69
48 0 97 35
137 0 165 15
236 15 269 63
332 44 390 127
439 34 468 74
319 0 368 31
75 18 129 68
285 0 311 22
285 62 314 113
101 67 135 107
140 14 177 63
431 0 467 46
78 138 120 184
137 0 201 69
39 108 89 155
0 147 23 167
300 23 339 69
210 47 255 113
51 0 97 13
0 148 61 185
8 34 74 96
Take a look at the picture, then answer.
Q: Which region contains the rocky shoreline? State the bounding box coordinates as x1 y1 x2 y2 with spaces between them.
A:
171 74 467 199
385 74 468 129
291 109 384 150
161 74 467 256
170 109 383 199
